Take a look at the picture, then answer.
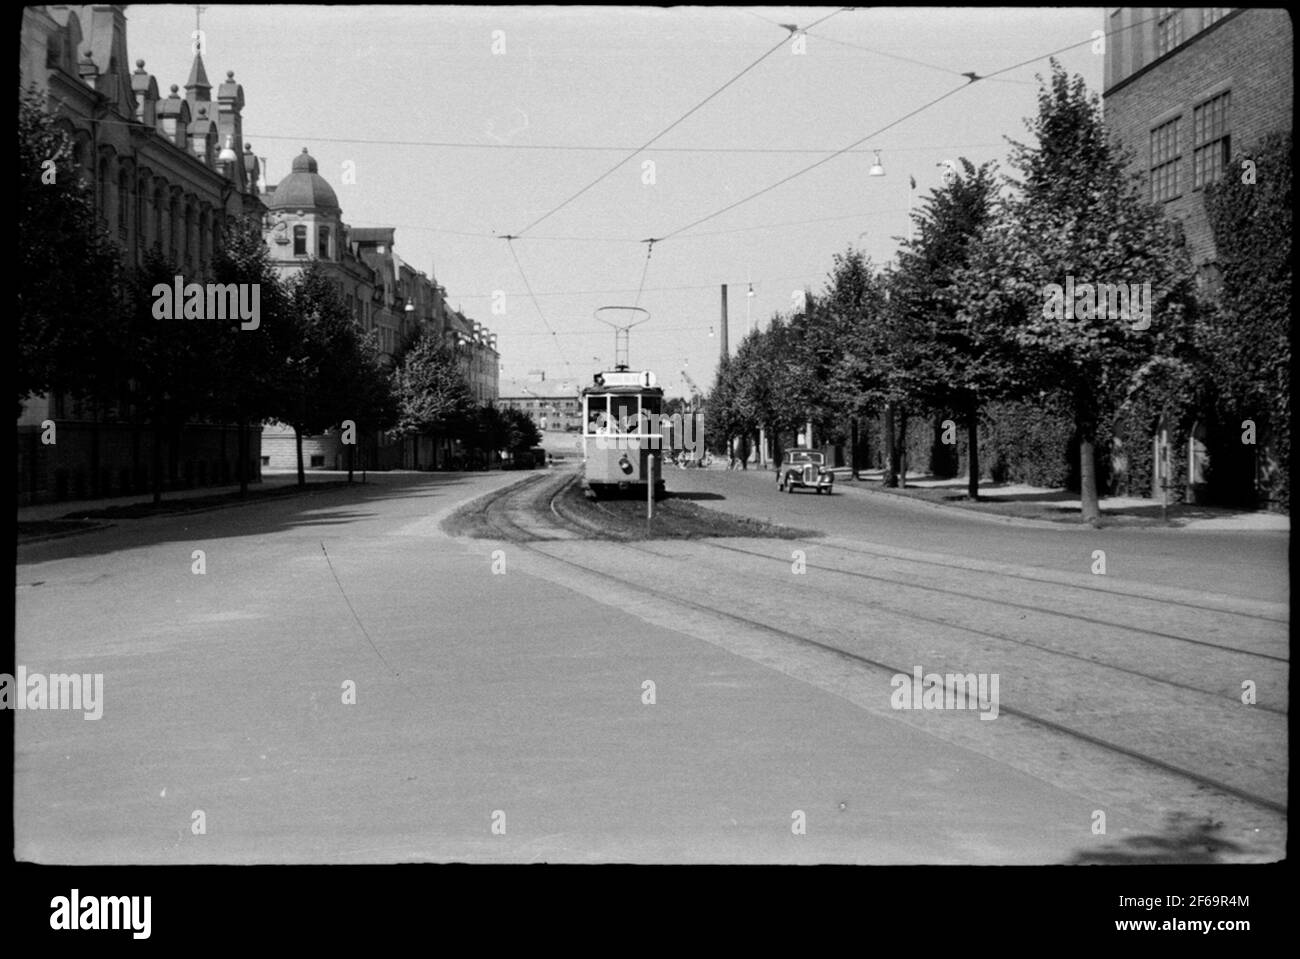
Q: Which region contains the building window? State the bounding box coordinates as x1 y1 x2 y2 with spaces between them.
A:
261 455 271 466
1150 118 1181 202
1193 91 1230 189
1200 8 1227 30
310 454 325 468
293 224 307 256
318 225 330 259
1157 8 1183 57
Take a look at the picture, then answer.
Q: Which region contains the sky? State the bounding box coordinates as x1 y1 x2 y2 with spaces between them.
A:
123 5 1105 398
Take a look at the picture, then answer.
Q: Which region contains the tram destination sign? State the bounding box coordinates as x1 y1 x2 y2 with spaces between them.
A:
596 370 657 387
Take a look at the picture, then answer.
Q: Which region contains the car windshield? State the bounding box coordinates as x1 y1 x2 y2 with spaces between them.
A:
787 452 822 465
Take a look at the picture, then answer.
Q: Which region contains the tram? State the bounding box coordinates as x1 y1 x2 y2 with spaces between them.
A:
580 366 666 499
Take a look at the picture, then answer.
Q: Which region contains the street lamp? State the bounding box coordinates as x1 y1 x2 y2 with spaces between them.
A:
868 150 886 177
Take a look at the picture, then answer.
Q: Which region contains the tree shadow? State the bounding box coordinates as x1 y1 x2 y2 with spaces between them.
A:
1069 811 1247 864
16 473 482 563
667 491 726 501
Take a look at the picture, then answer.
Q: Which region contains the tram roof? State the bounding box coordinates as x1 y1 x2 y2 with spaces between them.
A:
580 384 665 397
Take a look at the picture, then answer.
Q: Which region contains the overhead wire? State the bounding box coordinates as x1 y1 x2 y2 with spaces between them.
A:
653 10 1171 243
512 6 849 236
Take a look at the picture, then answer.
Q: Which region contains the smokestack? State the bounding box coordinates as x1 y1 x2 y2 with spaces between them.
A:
720 284 729 359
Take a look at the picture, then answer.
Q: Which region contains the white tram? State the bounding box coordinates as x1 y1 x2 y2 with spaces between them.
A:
580 366 666 499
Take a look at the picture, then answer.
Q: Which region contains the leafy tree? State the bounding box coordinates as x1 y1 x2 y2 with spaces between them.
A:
894 160 1008 498
336 327 397 482
1200 131 1291 509
17 84 122 415
706 354 748 459
500 406 542 451
390 327 474 468
273 261 367 485
209 215 290 493
120 248 237 502
822 249 891 479
989 61 1196 523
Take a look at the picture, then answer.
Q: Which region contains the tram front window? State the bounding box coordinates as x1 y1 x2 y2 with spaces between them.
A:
611 397 639 433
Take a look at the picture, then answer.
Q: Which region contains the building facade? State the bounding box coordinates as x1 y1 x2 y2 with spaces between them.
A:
259 156 499 471
18 5 266 504
1103 7 1291 506
498 374 581 434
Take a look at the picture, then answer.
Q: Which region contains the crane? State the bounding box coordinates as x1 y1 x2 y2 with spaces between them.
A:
680 369 702 409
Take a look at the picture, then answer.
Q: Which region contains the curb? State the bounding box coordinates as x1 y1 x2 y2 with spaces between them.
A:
17 522 117 545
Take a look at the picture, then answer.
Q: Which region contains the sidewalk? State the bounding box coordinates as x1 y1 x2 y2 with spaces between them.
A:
825 467 1290 531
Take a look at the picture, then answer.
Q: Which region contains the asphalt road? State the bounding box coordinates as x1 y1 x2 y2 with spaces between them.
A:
667 465 1290 603
12 468 1288 863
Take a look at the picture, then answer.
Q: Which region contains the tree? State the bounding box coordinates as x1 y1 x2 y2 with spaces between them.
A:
500 406 542 452
210 215 290 494
894 159 1013 498
390 328 474 468
120 248 235 503
17 84 122 415
272 261 367 485
337 327 397 482
1200 131 1291 509
822 249 891 480
991 61 1196 523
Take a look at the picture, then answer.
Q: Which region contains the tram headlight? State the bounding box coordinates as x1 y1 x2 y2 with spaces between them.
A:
618 454 634 476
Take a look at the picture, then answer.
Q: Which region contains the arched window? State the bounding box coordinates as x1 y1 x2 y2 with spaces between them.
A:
293 224 307 256
318 225 330 259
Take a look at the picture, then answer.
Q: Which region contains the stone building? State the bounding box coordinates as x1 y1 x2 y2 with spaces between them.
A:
18 5 265 504
259 154 499 472
1103 7 1291 507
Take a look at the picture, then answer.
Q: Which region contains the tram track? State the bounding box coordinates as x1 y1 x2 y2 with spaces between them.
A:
459 470 1287 818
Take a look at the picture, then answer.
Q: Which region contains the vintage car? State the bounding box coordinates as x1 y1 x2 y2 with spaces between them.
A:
776 448 834 494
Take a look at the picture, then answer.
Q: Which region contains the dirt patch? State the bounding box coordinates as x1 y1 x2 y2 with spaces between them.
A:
560 484 817 540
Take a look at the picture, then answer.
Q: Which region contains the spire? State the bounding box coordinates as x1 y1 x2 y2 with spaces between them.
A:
185 49 211 103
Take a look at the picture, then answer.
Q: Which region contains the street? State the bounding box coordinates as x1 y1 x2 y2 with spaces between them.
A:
14 467 1287 863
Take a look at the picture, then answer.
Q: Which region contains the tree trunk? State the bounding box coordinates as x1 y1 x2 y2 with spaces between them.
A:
238 420 250 496
850 417 859 480
348 433 355 483
884 404 897 487
151 420 164 505
295 428 305 487
1079 432 1100 525
90 399 101 497
897 406 909 489
966 400 980 501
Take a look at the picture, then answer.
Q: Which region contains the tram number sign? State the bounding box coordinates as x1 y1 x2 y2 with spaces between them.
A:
600 370 656 387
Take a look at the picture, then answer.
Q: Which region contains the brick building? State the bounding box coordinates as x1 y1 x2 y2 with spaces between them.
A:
18 5 266 504
1103 7 1292 505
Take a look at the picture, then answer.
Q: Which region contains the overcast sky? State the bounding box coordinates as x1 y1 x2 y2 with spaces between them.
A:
124 5 1104 396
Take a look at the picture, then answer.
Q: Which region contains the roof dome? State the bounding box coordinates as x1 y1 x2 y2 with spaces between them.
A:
268 147 339 211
